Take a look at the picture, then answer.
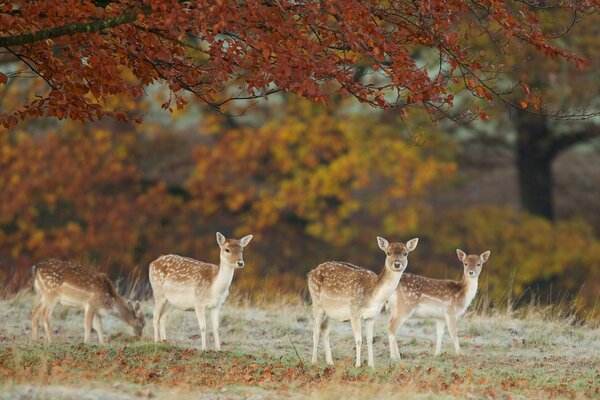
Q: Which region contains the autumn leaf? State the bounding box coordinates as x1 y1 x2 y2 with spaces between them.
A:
0 0 595 125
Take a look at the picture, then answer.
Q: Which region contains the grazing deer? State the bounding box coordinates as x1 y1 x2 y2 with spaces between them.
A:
31 260 145 343
149 232 253 349
387 249 491 359
308 236 419 368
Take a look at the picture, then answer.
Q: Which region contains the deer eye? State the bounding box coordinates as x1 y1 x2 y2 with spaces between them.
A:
225 248 231 253
477 263 481 267
464 263 467 267
403 252 408 257
387 251 391 256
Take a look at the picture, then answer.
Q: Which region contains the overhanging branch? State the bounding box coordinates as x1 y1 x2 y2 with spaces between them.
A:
0 7 151 48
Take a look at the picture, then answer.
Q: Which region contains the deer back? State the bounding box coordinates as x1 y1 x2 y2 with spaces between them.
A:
34 260 115 304
149 255 219 291
309 262 378 304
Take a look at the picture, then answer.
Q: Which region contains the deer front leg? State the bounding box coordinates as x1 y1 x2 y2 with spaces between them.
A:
84 305 96 343
445 312 461 355
210 307 221 351
365 318 375 368
194 305 207 350
435 319 445 356
350 316 362 368
387 305 414 361
387 314 401 361
93 315 105 344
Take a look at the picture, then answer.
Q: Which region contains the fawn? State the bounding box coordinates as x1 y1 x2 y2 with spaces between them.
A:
308 236 419 368
149 232 253 349
387 249 491 359
31 260 145 343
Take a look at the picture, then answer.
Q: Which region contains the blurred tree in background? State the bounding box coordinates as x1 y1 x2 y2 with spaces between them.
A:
187 99 455 288
2 95 600 314
1 1 600 316
454 7 600 220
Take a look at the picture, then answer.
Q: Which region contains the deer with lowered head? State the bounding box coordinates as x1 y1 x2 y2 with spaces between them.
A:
387 249 491 359
308 236 419 368
149 232 253 349
31 260 145 343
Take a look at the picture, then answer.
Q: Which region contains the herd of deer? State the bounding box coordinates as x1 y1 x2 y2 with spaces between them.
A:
31 232 491 368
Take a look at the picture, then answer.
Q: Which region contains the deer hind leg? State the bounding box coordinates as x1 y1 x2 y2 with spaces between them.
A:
93 315 105 344
31 300 43 340
321 317 333 365
434 319 445 356
152 293 167 343
158 304 174 342
83 304 96 343
311 306 325 364
365 318 375 368
41 297 59 343
194 305 207 350
444 312 461 355
387 303 414 360
350 316 362 368
210 307 221 351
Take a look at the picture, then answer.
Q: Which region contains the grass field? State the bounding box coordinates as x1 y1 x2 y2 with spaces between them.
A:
0 290 599 399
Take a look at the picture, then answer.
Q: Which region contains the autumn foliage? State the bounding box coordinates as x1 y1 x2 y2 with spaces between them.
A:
0 93 599 314
1 0 599 128
0 124 176 287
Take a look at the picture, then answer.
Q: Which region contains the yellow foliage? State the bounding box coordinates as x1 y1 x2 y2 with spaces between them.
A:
414 206 600 309
189 99 455 250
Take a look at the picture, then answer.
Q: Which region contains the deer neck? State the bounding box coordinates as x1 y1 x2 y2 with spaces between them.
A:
460 274 479 307
111 295 130 319
213 260 236 295
371 265 403 305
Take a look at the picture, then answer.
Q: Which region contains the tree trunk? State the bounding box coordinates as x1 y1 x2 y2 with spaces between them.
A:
515 111 554 220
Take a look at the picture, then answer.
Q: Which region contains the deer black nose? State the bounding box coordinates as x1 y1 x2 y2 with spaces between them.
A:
393 261 402 267
237 260 244 267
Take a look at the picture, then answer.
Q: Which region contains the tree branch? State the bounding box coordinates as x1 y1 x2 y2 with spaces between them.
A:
0 7 152 47
549 125 600 158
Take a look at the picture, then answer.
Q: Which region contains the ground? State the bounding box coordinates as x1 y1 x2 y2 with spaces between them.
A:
0 290 599 399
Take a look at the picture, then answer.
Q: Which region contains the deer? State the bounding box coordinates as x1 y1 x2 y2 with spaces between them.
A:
387 249 491 359
307 236 419 368
31 259 145 343
149 232 253 350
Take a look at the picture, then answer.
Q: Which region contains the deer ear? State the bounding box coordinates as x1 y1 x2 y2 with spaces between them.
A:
216 232 226 247
480 250 491 263
377 236 389 251
134 300 141 312
239 234 253 247
456 249 467 261
406 238 419 252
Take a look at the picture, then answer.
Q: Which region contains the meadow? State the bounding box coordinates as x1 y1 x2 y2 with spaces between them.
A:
0 290 599 399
